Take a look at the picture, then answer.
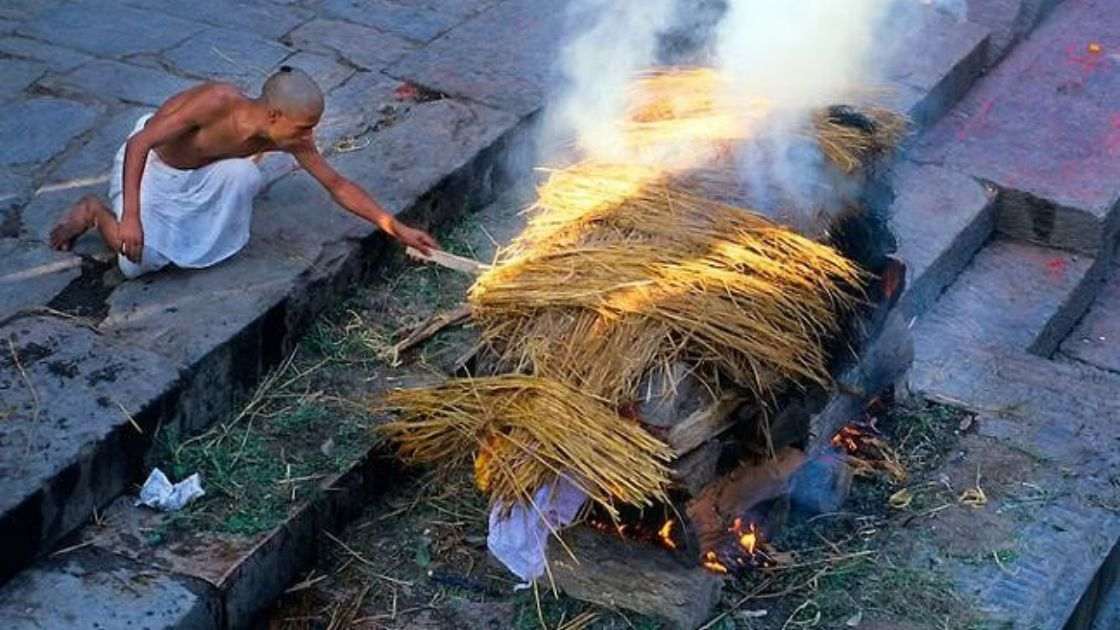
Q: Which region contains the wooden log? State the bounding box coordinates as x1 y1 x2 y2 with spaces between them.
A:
686 447 806 553
547 526 724 630
671 439 723 496
667 393 744 455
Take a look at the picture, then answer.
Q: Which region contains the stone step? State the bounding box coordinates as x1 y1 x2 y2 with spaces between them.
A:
0 92 524 590
0 184 535 630
905 345 1120 628
891 160 999 319
882 4 992 129
1059 263 1120 374
966 0 1064 67
911 0 1120 258
911 239 1102 362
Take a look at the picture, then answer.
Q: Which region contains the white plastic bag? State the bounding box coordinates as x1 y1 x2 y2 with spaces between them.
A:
136 468 205 512
487 478 587 583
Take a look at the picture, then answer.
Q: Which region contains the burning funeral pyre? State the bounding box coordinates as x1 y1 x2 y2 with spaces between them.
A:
378 67 913 627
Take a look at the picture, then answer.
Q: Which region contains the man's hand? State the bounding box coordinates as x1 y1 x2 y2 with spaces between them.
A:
392 221 440 256
118 216 144 263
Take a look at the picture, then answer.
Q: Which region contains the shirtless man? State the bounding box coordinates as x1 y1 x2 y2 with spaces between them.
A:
49 66 439 278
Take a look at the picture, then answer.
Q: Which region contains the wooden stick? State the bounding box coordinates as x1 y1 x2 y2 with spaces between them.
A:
389 304 472 364
406 247 488 275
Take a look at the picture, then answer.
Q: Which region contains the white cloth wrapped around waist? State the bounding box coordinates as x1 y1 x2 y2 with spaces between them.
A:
110 114 263 270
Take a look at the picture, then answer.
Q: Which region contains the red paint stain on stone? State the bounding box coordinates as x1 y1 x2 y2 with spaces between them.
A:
1106 114 1120 156
1066 42 1107 75
1047 258 1068 281
956 97 996 140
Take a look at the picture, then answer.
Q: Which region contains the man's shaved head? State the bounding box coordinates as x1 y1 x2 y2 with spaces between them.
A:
261 66 324 119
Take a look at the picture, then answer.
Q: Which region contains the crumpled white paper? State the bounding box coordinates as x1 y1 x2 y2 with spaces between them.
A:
487 478 587 583
136 468 205 512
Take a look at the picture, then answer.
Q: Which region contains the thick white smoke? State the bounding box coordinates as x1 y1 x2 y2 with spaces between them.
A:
715 1 894 114
542 0 677 162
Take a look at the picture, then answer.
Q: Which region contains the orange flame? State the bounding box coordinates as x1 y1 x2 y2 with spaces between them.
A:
658 520 678 550
702 551 729 574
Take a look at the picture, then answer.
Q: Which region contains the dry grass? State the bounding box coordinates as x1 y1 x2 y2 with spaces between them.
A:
379 375 674 517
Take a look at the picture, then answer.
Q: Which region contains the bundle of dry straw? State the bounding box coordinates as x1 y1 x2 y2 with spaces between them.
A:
378 67 901 516
615 67 907 174
379 375 674 517
472 162 868 405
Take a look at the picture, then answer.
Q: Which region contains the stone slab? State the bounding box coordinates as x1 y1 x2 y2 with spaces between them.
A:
912 239 1098 358
891 161 998 319
324 96 521 215
0 315 182 584
286 18 416 71
387 0 570 116
911 0 1120 255
0 35 94 72
1060 264 1120 373
967 0 1063 66
0 1 64 22
41 59 196 108
46 106 152 187
75 446 399 629
279 50 355 93
0 239 82 321
314 0 461 43
124 0 313 40
314 71 400 151
0 97 101 167
162 27 293 88
0 548 218 630
18 2 206 59
0 58 48 103
882 4 991 128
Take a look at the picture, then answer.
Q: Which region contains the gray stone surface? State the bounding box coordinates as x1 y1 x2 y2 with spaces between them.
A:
326 97 520 214
1061 265 1120 373
0 58 48 103
125 0 313 40
0 239 82 320
41 59 196 107
387 0 570 116
280 50 355 92
891 161 997 319
913 239 1098 357
162 28 293 88
0 1 64 22
46 106 151 186
882 4 991 128
0 97 101 167
0 315 182 583
315 71 400 151
967 0 1063 66
912 0 1120 256
314 0 461 42
906 339 1120 628
286 18 416 71
19 2 206 58
0 548 218 630
0 35 94 71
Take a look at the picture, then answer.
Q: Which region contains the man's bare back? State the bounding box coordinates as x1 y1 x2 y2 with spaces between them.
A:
50 67 438 275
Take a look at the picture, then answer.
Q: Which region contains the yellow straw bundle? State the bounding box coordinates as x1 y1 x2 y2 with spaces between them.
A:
379 67 901 515
379 375 674 516
471 164 867 404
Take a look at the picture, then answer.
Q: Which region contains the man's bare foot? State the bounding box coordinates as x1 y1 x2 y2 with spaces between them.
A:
49 196 100 251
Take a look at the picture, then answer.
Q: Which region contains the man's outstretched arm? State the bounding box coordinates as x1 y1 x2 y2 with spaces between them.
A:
292 142 439 254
